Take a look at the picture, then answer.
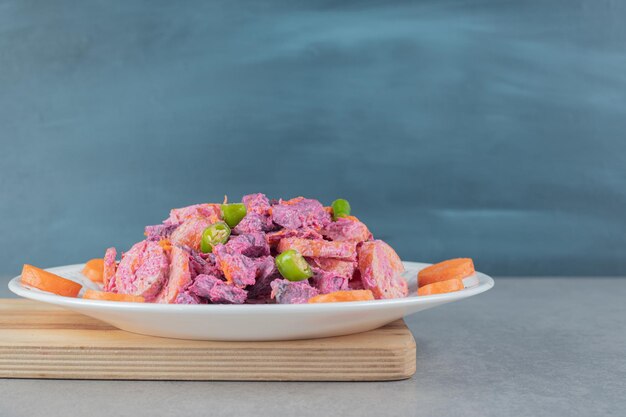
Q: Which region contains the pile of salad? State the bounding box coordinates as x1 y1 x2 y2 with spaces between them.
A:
21 194 476 303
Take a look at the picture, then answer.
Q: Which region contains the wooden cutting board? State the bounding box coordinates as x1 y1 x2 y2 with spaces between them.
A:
0 299 416 381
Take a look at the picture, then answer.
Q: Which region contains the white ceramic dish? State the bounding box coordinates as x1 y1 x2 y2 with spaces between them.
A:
8 261 494 341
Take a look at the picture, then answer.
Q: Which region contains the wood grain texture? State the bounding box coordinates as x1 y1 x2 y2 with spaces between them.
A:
0 299 416 381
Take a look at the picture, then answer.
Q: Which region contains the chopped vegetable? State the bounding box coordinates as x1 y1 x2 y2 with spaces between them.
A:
103 247 117 290
331 198 351 220
170 216 215 252
308 290 374 303
201 222 231 253
418 258 475 288
222 203 247 228
213 244 259 288
82 258 104 283
154 246 191 303
83 289 145 302
357 240 407 299
21 264 82 297
417 278 464 296
275 249 313 282
321 216 371 242
277 237 357 259
310 258 356 279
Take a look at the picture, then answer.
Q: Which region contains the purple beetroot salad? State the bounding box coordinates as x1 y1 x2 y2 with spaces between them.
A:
99 194 409 304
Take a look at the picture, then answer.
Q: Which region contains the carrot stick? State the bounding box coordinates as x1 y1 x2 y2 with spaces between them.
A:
82 289 145 303
308 290 374 303
417 278 464 296
418 258 475 288
82 258 104 283
21 264 82 297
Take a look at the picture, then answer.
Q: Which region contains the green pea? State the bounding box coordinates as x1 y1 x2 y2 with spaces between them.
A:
331 199 351 221
275 249 313 282
201 222 231 253
221 203 247 228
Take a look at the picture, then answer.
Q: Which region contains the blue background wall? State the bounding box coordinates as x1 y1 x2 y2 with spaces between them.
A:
1 0 625 278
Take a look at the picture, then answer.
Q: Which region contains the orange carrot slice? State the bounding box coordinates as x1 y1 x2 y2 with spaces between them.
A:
21 264 82 297
417 278 464 296
82 258 104 283
82 289 145 303
418 258 475 288
308 290 374 303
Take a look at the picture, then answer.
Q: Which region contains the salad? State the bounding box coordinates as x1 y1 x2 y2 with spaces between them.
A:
20 194 476 303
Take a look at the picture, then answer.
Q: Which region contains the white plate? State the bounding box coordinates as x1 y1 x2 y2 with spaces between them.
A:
8 262 494 341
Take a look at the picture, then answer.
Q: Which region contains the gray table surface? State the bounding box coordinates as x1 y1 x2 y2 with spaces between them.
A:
0 277 624 417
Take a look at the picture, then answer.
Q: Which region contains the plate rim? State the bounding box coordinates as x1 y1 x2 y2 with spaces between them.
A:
8 261 494 311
